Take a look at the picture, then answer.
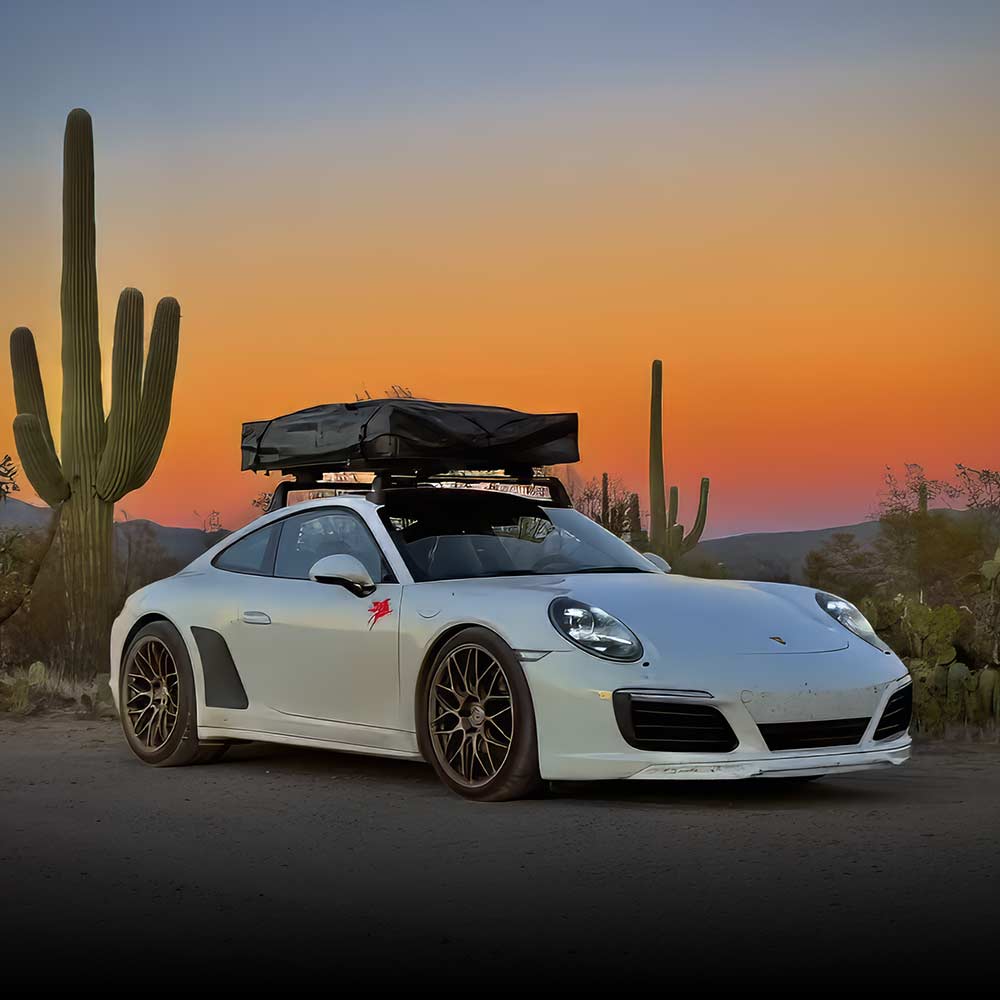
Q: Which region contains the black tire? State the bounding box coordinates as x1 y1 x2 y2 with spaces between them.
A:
417 627 543 802
119 621 228 767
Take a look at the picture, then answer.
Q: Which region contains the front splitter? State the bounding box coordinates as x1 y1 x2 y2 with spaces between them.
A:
627 741 912 780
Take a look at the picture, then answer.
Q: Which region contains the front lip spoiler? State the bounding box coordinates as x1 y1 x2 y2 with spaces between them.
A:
627 739 912 780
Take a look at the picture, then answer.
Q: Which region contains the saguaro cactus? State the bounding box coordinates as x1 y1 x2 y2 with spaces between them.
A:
626 491 645 548
647 359 709 565
8 109 180 676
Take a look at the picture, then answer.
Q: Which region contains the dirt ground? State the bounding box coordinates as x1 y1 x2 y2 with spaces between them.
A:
1 715 997 986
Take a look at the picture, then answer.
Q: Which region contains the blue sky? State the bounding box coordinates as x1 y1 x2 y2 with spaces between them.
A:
4 2 999 139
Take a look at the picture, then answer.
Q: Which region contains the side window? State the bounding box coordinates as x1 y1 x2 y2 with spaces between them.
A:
274 510 391 583
214 522 280 576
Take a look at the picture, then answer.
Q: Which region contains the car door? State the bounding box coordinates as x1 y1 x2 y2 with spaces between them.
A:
218 507 403 738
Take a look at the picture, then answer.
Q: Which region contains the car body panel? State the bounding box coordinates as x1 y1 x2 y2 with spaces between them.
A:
214 572 404 729
110 493 912 783
520 645 909 779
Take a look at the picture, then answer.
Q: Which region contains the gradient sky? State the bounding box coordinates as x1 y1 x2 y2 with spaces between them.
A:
2 2 998 537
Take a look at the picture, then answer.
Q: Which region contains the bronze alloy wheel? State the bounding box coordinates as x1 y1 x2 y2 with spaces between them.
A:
119 620 229 767
124 636 181 752
427 643 514 788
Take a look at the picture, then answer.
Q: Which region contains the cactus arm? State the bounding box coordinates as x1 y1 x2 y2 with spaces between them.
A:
648 359 666 553
667 484 679 532
9 327 57 456
665 522 684 564
60 108 106 479
12 413 69 505
681 477 711 554
96 289 144 502
127 296 180 491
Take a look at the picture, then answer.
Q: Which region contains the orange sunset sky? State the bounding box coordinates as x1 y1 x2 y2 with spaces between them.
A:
2 3 998 537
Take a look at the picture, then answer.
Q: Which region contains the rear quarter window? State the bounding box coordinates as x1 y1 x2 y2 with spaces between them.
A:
213 522 280 576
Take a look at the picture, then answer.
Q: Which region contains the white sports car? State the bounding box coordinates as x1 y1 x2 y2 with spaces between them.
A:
111 478 912 800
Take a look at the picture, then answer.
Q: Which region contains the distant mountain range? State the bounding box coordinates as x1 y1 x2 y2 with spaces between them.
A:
692 508 978 581
687 519 883 581
0 498 221 568
2 495 895 582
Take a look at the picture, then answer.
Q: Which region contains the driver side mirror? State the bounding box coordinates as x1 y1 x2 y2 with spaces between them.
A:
308 554 376 597
642 552 671 573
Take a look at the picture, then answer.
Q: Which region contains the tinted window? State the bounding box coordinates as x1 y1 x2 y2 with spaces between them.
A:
380 490 657 582
214 523 279 576
275 509 391 582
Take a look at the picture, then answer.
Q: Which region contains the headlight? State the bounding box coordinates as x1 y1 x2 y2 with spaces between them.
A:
548 597 643 662
815 592 892 654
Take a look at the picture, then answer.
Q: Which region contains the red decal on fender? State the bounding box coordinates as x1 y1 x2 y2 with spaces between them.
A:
368 598 392 629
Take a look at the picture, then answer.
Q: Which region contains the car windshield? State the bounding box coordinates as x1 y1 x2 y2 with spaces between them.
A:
379 489 658 582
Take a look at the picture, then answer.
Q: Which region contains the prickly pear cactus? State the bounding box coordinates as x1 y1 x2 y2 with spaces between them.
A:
962 669 983 726
930 662 950 700
0 665 42 715
979 666 998 720
946 662 971 725
979 666 1000 733
908 659 1000 737
935 644 958 667
903 602 961 663
908 660 943 736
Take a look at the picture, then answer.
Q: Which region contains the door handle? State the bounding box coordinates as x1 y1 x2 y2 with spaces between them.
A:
241 610 272 626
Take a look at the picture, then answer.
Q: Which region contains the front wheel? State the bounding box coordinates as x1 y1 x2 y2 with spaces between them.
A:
119 621 228 767
417 627 543 801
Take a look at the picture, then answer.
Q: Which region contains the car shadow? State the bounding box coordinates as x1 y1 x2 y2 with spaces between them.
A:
217 740 900 810
546 775 899 811
219 738 430 781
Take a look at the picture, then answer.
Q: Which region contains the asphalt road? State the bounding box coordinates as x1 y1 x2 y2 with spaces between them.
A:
1 716 997 986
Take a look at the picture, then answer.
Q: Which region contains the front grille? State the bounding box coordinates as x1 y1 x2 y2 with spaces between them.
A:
758 717 870 752
873 685 913 741
613 693 738 753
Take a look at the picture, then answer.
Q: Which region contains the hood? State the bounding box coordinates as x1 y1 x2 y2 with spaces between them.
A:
541 573 849 658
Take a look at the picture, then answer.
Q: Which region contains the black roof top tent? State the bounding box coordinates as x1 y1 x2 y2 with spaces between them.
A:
241 398 579 511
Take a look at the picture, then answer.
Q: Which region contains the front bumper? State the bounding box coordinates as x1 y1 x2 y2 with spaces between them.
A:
521 648 913 782
627 739 911 780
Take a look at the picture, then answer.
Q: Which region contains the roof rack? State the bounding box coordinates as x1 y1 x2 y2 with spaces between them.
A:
264 469 573 513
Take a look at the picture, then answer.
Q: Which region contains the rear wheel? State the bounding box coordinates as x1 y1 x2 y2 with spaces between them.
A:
417 627 542 801
119 621 228 767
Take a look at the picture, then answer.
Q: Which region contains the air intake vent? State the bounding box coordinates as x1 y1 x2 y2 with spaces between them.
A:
873 685 912 741
613 693 738 753
758 717 869 752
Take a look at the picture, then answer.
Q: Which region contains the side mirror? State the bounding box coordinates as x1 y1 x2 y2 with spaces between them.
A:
642 552 671 573
308 554 376 596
